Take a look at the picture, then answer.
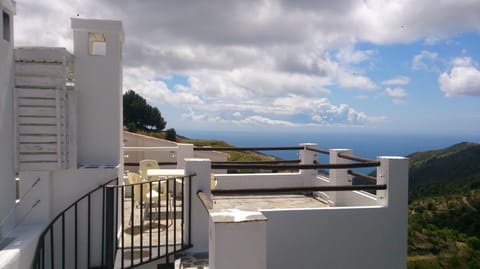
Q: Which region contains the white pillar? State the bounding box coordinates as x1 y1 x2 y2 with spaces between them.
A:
176 143 194 169
71 18 124 166
209 211 267 269
0 0 16 239
329 149 352 206
377 157 409 207
184 158 211 252
299 143 318 186
377 156 409 266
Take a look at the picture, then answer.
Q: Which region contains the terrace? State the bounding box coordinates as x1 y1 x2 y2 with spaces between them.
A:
0 8 408 269
113 144 406 268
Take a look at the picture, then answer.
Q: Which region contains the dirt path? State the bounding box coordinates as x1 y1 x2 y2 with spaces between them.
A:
462 196 478 212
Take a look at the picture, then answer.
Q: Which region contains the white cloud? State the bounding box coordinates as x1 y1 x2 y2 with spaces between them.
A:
385 87 408 98
382 76 410 86
439 57 480 97
336 45 375 64
235 116 297 127
124 67 204 106
412 51 439 71
14 0 480 129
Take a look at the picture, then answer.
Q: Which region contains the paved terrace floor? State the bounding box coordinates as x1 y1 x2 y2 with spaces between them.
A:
212 193 330 211
115 197 184 268
115 192 328 268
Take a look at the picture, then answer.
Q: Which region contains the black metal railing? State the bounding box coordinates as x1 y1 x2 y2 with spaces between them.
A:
109 175 193 268
31 174 194 269
31 178 118 269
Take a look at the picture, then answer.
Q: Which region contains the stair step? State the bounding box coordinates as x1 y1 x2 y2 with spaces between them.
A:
174 252 209 269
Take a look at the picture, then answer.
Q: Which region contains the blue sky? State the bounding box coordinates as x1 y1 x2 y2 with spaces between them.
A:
14 0 480 136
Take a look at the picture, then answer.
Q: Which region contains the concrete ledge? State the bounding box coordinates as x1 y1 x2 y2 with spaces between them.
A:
0 223 45 269
210 208 267 223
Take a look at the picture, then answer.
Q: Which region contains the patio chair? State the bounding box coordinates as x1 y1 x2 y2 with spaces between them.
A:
139 159 160 181
127 172 173 226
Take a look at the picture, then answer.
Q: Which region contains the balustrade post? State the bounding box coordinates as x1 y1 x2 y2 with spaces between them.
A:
176 143 194 169
329 149 352 206
299 143 318 186
376 157 409 207
184 158 211 252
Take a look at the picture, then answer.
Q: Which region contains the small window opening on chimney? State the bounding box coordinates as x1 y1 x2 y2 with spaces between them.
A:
3 11 10 42
88 32 106 56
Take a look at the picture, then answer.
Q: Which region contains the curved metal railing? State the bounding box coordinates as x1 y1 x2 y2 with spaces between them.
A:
31 178 118 269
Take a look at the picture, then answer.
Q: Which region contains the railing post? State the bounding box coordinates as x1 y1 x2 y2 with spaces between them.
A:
376 157 409 207
104 186 116 269
377 156 409 267
329 149 352 206
184 159 211 252
299 143 318 186
176 144 194 169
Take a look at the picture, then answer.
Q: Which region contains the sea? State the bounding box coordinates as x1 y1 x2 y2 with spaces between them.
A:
180 130 480 162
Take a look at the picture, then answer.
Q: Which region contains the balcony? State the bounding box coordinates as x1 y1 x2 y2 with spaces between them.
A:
29 141 407 269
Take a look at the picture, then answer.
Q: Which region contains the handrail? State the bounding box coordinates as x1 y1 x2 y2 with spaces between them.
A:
305 147 329 155
123 146 178 151
118 174 196 187
211 162 380 170
337 152 377 163
194 146 303 151
212 184 387 195
197 191 213 211
125 161 177 167
212 159 301 165
348 170 377 183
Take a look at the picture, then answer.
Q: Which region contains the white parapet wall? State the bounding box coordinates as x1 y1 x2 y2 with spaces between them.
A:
188 154 408 269
262 156 408 269
209 210 267 269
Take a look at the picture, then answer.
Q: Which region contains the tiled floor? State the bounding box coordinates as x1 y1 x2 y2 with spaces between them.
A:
115 197 186 268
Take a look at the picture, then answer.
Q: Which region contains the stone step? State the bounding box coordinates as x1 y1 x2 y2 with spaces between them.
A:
174 252 209 269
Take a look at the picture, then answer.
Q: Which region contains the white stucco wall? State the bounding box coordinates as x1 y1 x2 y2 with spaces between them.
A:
123 131 228 173
262 206 406 269
72 18 124 166
261 157 409 269
0 0 15 238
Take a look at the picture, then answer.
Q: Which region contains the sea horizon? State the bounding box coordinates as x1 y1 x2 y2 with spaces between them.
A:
179 129 480 161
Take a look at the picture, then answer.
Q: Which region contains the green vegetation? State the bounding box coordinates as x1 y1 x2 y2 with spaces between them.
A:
179 137 276 164
165 128 177 141
123 90 167 132
407 142 480 268
409 142 480 189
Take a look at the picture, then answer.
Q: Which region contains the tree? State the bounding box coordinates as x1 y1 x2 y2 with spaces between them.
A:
123 90 166 131
165 128 177 141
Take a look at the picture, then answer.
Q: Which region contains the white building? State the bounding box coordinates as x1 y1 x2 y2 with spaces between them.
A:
0 2 409 268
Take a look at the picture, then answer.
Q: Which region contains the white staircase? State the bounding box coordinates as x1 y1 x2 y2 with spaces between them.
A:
14 47 76 171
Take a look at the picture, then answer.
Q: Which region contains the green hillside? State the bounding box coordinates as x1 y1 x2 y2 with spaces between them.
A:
409 142 480 188
407 142 480 269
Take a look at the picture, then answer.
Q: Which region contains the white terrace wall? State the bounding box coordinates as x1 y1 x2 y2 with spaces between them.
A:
123 131 228 172
0 0 15 239
261 157 409 269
